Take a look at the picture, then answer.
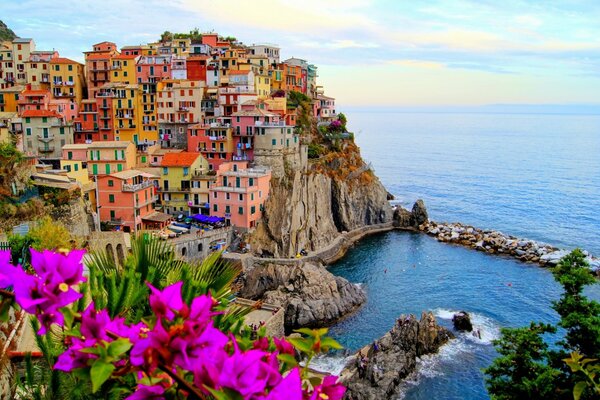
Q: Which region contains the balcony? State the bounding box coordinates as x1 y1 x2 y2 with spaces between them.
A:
211 185 257 194
38 143 55 153
135 195 159 208
108 218 123 225
122 180 154 192
160 187 191 193
208 135 228 141
255 120 286 127
201 147 225 153
178 106 190 112
37 134 54 142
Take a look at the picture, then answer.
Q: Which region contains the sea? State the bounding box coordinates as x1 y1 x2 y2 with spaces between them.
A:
312 110 600 399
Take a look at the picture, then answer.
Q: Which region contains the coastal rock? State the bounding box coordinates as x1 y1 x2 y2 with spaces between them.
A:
238 261 365 331
452 311 473 332
249 147 392 258
393 199 429 229
341 312 454 400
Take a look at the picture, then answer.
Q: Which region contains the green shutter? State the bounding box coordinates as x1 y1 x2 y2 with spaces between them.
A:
117 164 123 172
105 164 111 174
92 164 98 175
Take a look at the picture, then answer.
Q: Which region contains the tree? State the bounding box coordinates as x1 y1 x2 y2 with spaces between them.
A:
485 250 600 400
160 30 173 42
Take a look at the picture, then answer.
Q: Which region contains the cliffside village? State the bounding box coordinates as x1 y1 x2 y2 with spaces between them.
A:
0 33 339 256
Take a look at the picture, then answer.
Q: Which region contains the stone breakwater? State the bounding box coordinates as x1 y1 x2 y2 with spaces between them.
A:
418 220 600 272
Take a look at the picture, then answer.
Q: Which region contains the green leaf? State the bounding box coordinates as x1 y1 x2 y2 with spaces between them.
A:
277 353 298 367
288 337 313 354
573 381 587 400
320 336 343 351
295 328 316 337
107 338 132 358
90 360 115 393
60 306 75 330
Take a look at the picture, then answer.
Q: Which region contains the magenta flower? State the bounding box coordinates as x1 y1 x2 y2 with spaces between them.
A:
266 367 302 400
148 281 184 319
218 345 274 397
253 337 270 351
273 337 295 356
54 336 96 371
309 376 346 400
125 384 165 399
30 249 86 286
0 250 14 288
130 320 171 372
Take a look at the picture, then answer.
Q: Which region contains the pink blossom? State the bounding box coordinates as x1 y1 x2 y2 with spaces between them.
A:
266 367 303 400
148 281 184 320
274 337 295 356
125 384 165 399
309 375 346 400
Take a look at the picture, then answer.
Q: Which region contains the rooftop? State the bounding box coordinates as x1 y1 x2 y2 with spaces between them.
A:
87 141 132 149
109 169 154 180
61 143 89 150
161 152 202 167
228 70 251 76
21 109 61 118
50 57 82 65
142 211 172 223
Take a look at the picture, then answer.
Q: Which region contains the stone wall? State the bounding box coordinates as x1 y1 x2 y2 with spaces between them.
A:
170 227 232 262
50 197 94 237
88 231 131 265
232 298 285 338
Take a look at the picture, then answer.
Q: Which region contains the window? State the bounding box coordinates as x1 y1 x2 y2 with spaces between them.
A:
238 193 243 201
68 65 73 71
238 207 244 215
65 165 71 172
141 156 146 163
225 205 230 213
213 192 217 199
249 178 254 186
108 180 114 187
117 164 123 172
26 127 31 136
251 193 254 201
197 243 203 252
42 117 47 123
60 127 64 135
110 210 115 219
183 167 189 176
272 139 276 146
251 206 256 214
163 167 168 175
105 164 111 174
109 194 115 203
213 204 218 212
74 164 79 171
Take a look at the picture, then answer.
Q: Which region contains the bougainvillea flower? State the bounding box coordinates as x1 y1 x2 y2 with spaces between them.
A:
309 375 346 400
148 281 184 319
30 249 87 286
130 320 172 372
266 367 303 400
125 384 165 400
218 346 272 397
54 336 96 371
273 337 295 356
0 250 14 288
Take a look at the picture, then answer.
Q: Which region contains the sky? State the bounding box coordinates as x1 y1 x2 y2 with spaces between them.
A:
2 0 600 107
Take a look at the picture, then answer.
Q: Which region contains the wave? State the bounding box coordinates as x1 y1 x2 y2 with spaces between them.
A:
309 354 352 376
433 308 501 344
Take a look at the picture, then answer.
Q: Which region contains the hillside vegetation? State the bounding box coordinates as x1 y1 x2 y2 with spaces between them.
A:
0 20 17 42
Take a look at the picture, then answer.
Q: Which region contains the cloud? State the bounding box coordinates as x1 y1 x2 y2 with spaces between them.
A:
388 60 446 69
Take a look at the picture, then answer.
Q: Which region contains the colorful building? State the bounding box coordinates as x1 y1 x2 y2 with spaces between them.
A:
97 169 158 233
110 54 138 84
26 50 58 89
191 123 234 171
49 57 86 105
73 100 99 143
87 141 136 176
209 161 271 229
157 79 204 148
21 109 73 158
160 152 208 215
84 41 118 98
0 84 23 113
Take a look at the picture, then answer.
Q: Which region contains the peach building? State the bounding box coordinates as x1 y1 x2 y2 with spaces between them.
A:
97 169 158 233
209 161 271 229
87 141 136 176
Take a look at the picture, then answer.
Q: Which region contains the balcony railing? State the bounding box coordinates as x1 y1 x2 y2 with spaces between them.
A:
255 120 286 127
160 187 191 192
122 180 154 192
37 134 54 142
38 144 55 152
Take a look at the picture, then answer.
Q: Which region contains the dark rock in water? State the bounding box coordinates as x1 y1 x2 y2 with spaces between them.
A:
452 311 473 332
387 192 395 201
341 312 454 400
239 261 366 332
393 199 429 229
411 199 428 226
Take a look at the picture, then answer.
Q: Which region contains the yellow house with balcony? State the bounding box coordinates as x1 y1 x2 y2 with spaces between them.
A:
110 54 138 84
0 85 24 113
160 151 208 215
49 58 86 106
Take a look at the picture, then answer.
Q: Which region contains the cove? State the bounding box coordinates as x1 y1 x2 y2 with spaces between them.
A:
322 230 600 399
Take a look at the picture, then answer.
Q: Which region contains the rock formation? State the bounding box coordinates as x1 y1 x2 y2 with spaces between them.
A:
393 199 429 229
341 312 454 400
452 311 473 332
238 261 366 332
419 221 600 271
249 141 393 258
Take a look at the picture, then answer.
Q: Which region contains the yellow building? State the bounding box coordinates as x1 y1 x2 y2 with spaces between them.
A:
171 38 191 56
110 54 138 84
26 50 57 90
111 83 140 143
0 112 17 143
87 141 137 176
50 57 86 106
160 152 208 215
12 38 35 85
0 84 24 112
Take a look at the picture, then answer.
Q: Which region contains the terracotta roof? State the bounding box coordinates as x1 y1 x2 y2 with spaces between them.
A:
228 70 251 75
22 89 49 96
161 152 202 167
21 109 61 118
50 57 82 65
231 109 278 118
113 54 138 60
85 53 111 61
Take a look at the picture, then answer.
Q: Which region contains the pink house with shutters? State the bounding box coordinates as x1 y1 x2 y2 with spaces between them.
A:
209 161 271 229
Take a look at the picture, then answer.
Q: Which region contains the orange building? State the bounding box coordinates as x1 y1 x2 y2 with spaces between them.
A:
84 41 118 98
97 169 158 233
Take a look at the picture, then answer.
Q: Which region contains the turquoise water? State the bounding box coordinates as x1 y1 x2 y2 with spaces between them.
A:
324 112 600 399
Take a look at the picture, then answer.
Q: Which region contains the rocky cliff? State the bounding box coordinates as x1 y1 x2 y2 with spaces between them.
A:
341 312 454 400
238 261 366 332
250 141 393 257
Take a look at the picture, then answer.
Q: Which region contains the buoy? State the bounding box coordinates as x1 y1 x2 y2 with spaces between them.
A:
507 282 512 287
384 268 387 274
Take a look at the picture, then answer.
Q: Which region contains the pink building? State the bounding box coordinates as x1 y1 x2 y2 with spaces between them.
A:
136 55 172 84
209 161 271 230
228 105 284 161
97 169 159 233
61 143 89 161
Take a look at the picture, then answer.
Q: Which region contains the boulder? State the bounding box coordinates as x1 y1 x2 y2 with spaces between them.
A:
393 199 429 229
239 261 365 332
452 311 473 332
341 312 454 400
